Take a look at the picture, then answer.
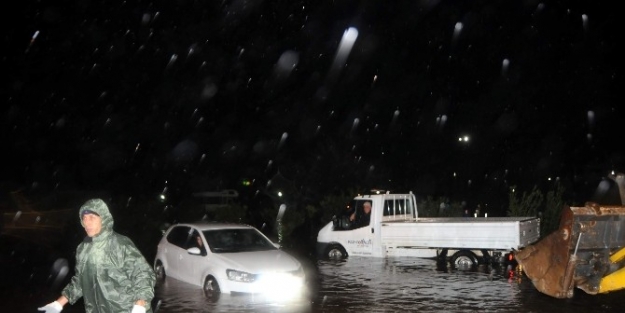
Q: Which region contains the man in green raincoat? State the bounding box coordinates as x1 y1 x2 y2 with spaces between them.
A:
38 199 156 313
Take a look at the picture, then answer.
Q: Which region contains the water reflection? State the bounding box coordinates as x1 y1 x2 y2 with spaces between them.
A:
154 256 625 313
314 258 523 312
154 276 312 313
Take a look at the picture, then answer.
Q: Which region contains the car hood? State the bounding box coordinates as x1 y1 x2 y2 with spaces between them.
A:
215 249 301 273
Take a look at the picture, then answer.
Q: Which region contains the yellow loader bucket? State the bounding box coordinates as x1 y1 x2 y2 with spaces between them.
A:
515 202 625 298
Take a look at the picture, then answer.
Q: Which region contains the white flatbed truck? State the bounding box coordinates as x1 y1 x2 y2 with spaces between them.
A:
316 192 540 267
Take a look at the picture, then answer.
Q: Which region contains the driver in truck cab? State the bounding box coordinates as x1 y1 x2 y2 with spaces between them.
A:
350 201 372 229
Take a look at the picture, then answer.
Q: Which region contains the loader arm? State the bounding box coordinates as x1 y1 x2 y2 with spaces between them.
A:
515 203 625 298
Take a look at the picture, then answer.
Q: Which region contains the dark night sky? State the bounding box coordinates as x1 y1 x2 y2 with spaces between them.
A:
1 1 621 214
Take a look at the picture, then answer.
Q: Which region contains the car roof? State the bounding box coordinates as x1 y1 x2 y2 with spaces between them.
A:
171 221 257 231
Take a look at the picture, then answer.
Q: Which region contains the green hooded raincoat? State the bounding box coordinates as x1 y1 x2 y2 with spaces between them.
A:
62 199 156 313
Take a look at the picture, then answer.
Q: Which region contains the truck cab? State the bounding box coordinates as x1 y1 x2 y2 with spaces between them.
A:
317 192 418 259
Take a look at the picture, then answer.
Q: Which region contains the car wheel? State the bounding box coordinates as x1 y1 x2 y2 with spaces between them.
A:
326 244 347 260
451 250 478 269
203 275 221 295
155 261 166 281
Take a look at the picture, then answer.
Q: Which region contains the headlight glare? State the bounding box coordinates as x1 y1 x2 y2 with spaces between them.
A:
290 266 305 278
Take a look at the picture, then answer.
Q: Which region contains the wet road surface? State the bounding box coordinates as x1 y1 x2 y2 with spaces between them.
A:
4 253 625 312
152 256 624 313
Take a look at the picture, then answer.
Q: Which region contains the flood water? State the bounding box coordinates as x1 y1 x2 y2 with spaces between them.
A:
3 247 625 312
151 256 623 313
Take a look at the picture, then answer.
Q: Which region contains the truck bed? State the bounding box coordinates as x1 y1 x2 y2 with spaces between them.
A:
384 216 538 223
381 217 540 250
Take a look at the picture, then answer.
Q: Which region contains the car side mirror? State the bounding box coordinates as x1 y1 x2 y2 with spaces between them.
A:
187 247 202 255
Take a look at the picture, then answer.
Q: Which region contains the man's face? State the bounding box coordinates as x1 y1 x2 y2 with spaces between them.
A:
363 203 371 214
82 213 103 237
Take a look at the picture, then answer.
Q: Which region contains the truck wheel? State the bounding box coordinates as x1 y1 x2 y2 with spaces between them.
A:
326 245 348 260
451 250 478 268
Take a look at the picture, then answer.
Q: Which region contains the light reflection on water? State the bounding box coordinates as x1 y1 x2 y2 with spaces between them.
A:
154 257 623 313
154 277 312 313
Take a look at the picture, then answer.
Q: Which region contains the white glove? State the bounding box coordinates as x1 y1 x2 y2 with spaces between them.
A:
131 304 147 313
38 301 63 313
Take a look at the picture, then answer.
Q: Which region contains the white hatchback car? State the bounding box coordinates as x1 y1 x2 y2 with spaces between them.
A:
154 222 305 297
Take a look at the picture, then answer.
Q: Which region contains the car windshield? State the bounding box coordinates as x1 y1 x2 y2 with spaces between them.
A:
202 228 277 253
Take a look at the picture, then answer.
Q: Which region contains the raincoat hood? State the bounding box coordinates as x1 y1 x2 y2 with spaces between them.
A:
79 199 114 238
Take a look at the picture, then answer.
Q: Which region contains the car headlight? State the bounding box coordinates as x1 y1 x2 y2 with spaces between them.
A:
226 269 257 282
256 270 306 299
